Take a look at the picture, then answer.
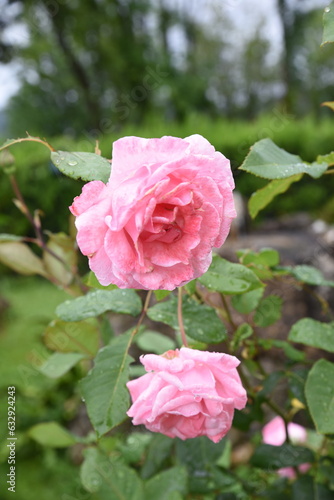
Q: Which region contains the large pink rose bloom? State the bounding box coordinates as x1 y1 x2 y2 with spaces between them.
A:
126 348 247 443
70 135 236 290
262 416 310 478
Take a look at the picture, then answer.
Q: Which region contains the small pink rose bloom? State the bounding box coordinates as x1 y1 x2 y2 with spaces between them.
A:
262 416 310 478
70 135 236 290
126 348 247 443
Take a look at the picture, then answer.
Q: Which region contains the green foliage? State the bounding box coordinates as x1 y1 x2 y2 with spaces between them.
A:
251 444 315 469
289 318 334 352
305 359 334 434
51 151 111 183
80 333 134 437
322 3 334 45
134 330 176 354
147 294 227 344
254 295 283 327
56 289 142 321
28 422 77 447
44 319 100 357
199 255 263 294
38 352 86 379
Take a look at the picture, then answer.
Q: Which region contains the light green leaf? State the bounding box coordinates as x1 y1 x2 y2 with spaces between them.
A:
147 295 226 344
317 150 334 163
289 318 334 353
51 151 111 182
80 333 133 437
84 271 118 290
305 359 334 434
231 288 264 314
56 289 142 321
134 330 176 354
144 467 188 500
44 319 99 357
28 421 77 447
0 241 47 276
231 323 254 350
38 352 86 378
199 255 263 295
322 3 334 45
153 290 171 301
254 295 282 327
239 138 328 179
0 234 23 241
251 444 314 469
43 232 77 286
81 447 144 499
248 174 302 218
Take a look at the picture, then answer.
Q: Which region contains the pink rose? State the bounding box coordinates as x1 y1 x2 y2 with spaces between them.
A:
126 348 247 443
262 416 310 478
70 135 236 290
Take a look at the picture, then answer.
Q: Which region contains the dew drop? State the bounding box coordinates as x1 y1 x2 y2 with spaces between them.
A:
68 160 78 166
325 6 330 13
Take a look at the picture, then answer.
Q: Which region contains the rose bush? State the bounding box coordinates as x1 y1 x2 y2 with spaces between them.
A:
126 347 247 443
70 134 236 290
262 416 310 478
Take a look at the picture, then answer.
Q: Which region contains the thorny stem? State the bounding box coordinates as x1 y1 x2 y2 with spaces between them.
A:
9 173 86 293
178 287 188 347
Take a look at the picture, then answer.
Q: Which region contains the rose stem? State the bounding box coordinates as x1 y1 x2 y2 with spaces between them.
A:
177 287 188 347
132 290 153 337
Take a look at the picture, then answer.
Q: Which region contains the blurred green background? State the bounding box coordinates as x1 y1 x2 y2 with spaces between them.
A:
1 1 334 498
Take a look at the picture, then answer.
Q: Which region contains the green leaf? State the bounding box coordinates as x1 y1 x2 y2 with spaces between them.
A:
84 271 118 290
56 289 142 321
317 150 334 164
286 265 334 287
134 330 176 354
43 232 77 286
322 3 334 45
0 234 23 242
81 447 144 499
254 295 282 327
239 138 328 179
80 333 133 437
44 319 99 357
51 151 111 182
231 323 254 350
289 318 334 353
251 443 314 469
28 421 77 447
0 241 47 276
144 467 188 500
153 289 171 301
147 295 226 344
248 174 303 218
38 352 86 378
231 288 264 314
141 434 174 479
199 255 263 295
271 340 306 362
305 359 334 434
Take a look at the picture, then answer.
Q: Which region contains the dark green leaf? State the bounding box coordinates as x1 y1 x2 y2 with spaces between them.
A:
199 255 263 295
248 174 303 218
81 447 144 499
251 444 314 469
80 333 133 437
51 151 111 182
254 295 283 327
56 289 142 321
231 323 254 350
44 319 99 357
289 318 334 353
147 295 226 343
231 288 264 314
305 359 334 434
28 422 77 447
239 139 328 179
144 467 188 500
141 434 174 479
